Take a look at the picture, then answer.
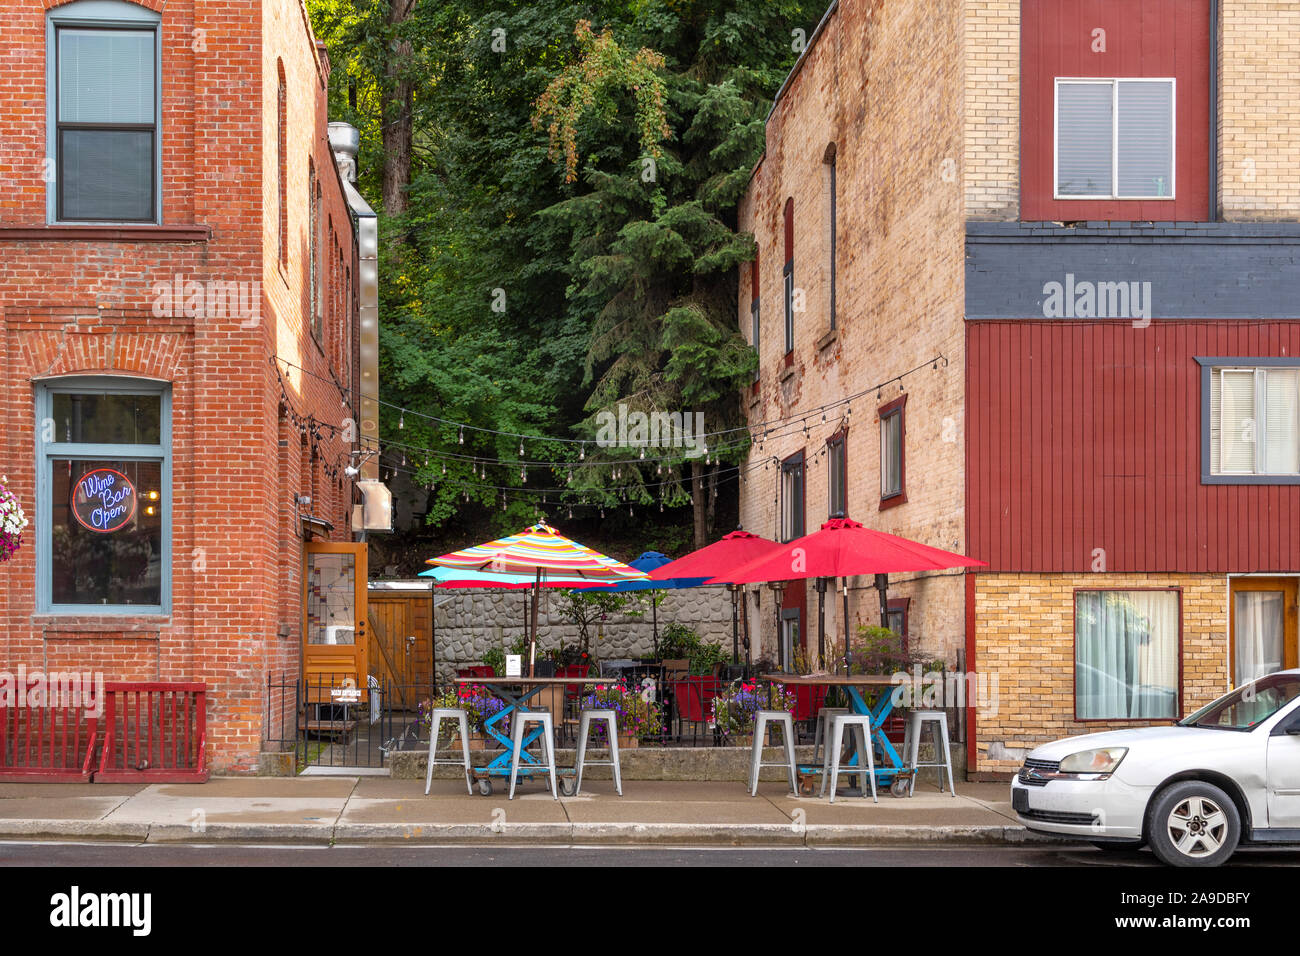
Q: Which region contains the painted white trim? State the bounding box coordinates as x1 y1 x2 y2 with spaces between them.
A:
1053 77 1177 201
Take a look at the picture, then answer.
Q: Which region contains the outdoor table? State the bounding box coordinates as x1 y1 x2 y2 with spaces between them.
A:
454 675 618 796
762 674 917 798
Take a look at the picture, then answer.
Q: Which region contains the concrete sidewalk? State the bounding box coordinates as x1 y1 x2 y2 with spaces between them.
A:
0 777 1050 847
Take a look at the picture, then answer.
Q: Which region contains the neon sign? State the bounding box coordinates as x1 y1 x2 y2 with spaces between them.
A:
71 468 137 533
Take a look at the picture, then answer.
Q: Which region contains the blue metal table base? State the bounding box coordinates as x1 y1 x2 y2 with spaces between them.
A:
795 685 915 793
470 681 576 788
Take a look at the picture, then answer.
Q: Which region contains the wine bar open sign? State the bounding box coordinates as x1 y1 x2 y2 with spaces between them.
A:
71 468 136 533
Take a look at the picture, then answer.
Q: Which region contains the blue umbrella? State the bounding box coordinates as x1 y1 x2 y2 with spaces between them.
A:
577 552 712 653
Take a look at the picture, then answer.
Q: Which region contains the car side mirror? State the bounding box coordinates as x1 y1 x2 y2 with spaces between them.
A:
1287 725 1300 736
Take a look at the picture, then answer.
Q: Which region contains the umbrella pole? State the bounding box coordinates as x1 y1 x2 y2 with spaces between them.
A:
816 577 826 672
876 573 889 628
730 586 739 665
529 569 540 677
842 577 851 675
652 592 659 656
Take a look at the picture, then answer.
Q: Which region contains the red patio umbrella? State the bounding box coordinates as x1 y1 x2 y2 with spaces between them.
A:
648 528 783 664
704 517 987 671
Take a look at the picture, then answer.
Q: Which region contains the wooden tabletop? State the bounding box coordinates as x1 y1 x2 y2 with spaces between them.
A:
761 673 900 687
453 675 618 685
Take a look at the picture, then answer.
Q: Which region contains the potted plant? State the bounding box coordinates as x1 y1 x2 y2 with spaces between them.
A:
711 679 796 746
576 679 663 747
0 476 28 563
419 685 510 750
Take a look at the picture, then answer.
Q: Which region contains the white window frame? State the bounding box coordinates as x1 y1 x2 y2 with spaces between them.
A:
1210 366 1300 478
1053 77 1176 201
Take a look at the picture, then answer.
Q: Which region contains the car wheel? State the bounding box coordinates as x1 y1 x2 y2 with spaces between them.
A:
1147 781 1240 868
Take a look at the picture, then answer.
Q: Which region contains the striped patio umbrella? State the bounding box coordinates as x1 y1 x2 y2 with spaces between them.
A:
426 523 648 673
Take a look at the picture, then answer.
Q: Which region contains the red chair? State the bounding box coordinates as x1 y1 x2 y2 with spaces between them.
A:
673 676 721 740
790 684 828 723
457 666 495 679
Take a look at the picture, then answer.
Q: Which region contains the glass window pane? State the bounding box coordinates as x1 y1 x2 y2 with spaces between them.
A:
1075 590 1179 719
307 553 357 644
58 28 155 124
51 392 161 445
1220 370 1256 473
1263 369 1300 474
51 459 163 607
1117 80 1173 197
1057 83 1113 196
1234 591 1285 682
60 129 153 221
881 415 901 496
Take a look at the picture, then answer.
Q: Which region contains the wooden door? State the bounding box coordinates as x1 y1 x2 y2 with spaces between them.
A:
303 542 368 700
1230 578 1299 685
366 590 433 709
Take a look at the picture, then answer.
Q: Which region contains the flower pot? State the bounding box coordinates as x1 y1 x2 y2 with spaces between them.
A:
437 731 489 751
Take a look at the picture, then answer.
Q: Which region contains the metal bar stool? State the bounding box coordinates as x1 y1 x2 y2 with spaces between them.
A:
574 709 623 795
812 707 851 765
903 710 956 796
748 710 798 797
822 713 877 803
425 708 473 796
508 709 559 800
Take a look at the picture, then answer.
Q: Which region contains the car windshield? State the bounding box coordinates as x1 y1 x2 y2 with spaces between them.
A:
1179 673 1300 731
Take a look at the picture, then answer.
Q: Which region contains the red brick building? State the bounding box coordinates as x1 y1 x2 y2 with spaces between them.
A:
0 0 367 772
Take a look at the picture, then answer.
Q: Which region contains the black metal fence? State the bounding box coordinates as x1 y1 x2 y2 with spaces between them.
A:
263 666 963 771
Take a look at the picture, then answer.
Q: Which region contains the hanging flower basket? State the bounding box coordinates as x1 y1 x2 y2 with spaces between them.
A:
0 476 28 563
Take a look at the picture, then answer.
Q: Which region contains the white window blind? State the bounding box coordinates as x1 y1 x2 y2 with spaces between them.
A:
1056 78 1174 199
1211 367 1300 476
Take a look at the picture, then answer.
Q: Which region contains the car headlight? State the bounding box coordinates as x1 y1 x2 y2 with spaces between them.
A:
1059 747 1128 775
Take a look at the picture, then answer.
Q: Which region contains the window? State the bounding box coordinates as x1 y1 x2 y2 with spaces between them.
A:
826 429 847 518
780 451 804 542
783 198 794 354
49 3 161 222
37 378 171 614
1075 590 1180 720
309 162 322 342
824 145 837 331
750 298 760 383
879 395 906 507
1055 78 1174 200
1198 359 1300 484
886 597 910 652
277 60 287 265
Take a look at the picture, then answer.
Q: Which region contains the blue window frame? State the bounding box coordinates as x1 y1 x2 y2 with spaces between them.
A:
36 377 172 614
46 0 162 224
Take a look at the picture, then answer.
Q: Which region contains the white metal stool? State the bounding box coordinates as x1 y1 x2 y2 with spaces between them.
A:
574 709 623 795
748 710 798 797
425 708 473 796
812 707 851 765
903 710 956 796
508 709 558 800
822 713 877 803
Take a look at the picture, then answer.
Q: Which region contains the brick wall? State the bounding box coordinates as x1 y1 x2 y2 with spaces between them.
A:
964 0 1020 220
0 0 357 772
972 572 1229 775
1218 0 1300 219
737 0 968 667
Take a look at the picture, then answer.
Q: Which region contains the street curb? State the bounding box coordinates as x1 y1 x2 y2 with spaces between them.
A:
0 820 1067 847
0 820 150 842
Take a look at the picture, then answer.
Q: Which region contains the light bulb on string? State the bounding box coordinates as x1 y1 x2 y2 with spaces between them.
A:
442 463 446 475
520 466 526 483
519 439 524 456
639 446 645 460
458 426 464 445
579 443 585 461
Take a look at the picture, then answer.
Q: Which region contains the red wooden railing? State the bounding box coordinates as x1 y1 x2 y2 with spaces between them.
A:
0 703 97 782
97 682 208 783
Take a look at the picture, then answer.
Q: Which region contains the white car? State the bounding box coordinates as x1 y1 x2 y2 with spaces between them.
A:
1010 669 1300 866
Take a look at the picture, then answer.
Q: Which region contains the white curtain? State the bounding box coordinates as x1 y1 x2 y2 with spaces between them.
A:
1264 369 1300 474
1235 591 1284 682
1076 591 1179 719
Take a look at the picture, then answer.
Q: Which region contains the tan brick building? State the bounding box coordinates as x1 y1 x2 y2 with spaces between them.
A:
740 0 1300 777
0 0 372 772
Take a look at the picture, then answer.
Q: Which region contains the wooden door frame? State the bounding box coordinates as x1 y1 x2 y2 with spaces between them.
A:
302 541 369 697
1229 576 1299 684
